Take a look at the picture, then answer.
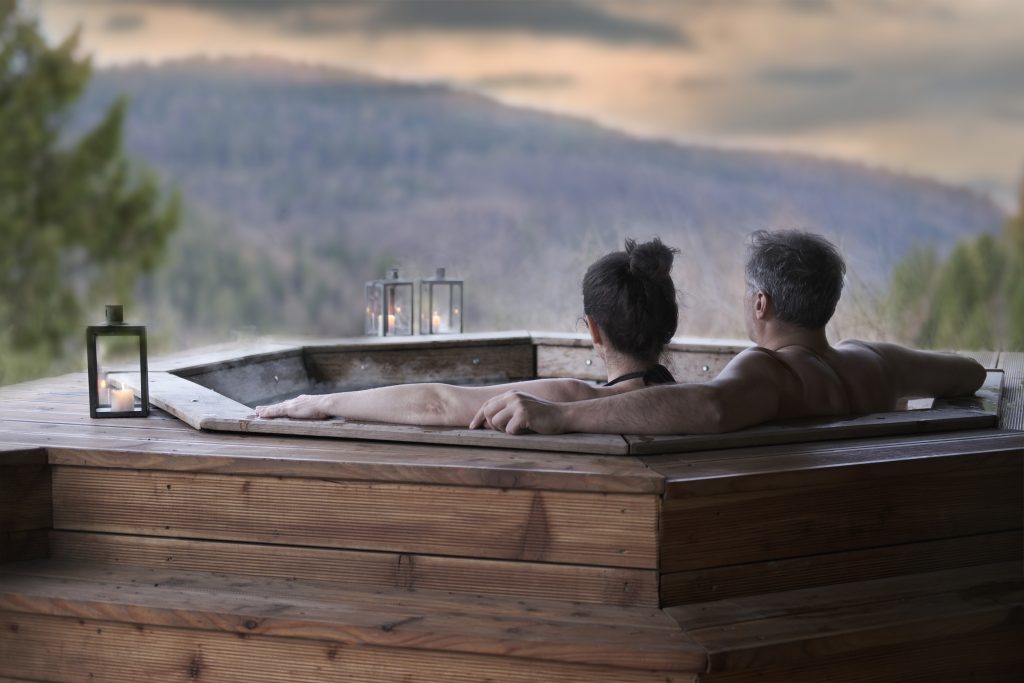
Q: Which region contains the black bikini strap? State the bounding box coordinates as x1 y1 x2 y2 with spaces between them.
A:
604 370 649 387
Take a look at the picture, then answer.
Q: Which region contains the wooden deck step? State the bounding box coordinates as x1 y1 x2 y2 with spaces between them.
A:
667 562 1024 682
0 560 704 682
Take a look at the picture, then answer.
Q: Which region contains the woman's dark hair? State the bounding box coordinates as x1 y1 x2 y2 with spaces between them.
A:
582 238 679 363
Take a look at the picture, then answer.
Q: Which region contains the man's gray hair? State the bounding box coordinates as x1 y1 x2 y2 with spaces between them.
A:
745 230 846 329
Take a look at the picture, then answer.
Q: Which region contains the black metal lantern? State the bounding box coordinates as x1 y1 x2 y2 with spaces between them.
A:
419 267 463 334
365 268 415 336
87 305 149 418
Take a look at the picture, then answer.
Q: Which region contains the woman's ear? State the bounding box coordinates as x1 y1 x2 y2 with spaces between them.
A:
586 314 604 347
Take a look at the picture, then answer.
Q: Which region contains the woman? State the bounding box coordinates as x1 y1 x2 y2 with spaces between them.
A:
255 238 680 426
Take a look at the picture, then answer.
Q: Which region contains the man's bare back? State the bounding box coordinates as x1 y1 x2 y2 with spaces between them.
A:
469 231 987 437
715 340 986 422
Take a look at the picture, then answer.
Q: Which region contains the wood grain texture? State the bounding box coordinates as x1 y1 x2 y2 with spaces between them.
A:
534 336 742 383
659 449 1022 572
115 371 252 429
646 428 1024 494
205 415 632 455
660 530 1022 606
997 351 1024 431
699 624 1024 682
50 531 659 607
626 407 996 455
0 561 704 673
0 374 663 493
52 468 659 568
306 341 536 387
0 613 698 682
0 465 50 536
667 562 1023 673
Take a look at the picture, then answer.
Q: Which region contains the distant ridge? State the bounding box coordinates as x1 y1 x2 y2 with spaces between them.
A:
76 56 1005 341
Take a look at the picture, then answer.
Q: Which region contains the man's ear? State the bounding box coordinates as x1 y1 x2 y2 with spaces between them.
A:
586 314 603 346
754 291 770 320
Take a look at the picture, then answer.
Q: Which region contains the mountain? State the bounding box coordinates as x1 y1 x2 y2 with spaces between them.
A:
74 57 1005 345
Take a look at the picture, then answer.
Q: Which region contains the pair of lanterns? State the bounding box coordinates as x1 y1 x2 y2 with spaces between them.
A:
365 267 463 336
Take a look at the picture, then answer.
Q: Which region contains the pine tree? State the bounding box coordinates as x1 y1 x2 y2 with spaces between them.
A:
0 2 179 383
887 177 1024 351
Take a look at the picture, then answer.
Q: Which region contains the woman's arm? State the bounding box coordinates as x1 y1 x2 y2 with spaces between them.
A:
254 377 604 426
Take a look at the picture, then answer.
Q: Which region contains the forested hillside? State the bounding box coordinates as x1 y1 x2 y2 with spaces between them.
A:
75 57 1005 348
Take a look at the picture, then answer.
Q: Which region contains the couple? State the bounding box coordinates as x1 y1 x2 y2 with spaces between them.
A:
256 231 986 435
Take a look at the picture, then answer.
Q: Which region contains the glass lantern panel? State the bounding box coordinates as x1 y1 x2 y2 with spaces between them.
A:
95 334 142 413
430 284 454 333
450 283 463 332
385 284 414 335
365 284 383 336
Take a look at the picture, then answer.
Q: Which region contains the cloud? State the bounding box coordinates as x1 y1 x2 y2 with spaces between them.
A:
104 12 146 33
151 0 690 47
471 72 576 91
755 66 854 88
361 0 689 46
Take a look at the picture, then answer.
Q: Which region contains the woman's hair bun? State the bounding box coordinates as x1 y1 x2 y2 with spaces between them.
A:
626 237 677 281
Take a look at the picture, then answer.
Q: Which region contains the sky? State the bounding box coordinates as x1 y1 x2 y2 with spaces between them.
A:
26 0 1024 210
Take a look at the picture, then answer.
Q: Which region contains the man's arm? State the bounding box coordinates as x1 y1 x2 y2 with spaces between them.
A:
853 341 987 399
471 350 787 435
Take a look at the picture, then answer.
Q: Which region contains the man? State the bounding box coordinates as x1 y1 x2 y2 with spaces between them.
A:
470 230 987 435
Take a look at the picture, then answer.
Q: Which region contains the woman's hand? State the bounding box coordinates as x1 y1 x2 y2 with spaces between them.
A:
255 394 333 420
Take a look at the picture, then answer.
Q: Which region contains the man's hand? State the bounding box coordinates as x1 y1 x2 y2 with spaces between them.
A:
469 391 567 434
254 394 333 420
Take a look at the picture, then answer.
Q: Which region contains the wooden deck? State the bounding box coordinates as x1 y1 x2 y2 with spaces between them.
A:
0 347 1022 681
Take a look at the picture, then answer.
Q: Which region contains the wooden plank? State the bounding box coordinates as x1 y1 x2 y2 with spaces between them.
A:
305 341 536 387
648 429 1024 496
932 368 1005 413
0 612 697 682
627 406 997 455
660 530 1022 606
114 371 252 429
0 447 46 466
699 622 1024 682
533 334 744 383
169 352 309 406
997 351 1024 431
667 563 1023 673
204 415 632 455
0 561 676 634
50 531 659 607
0 562 703 672
535 344 608 381
113 368 632 455
52 468 659 568
0 465 50 536
659 455 1021 572
147 339 307 373
0 430 662 494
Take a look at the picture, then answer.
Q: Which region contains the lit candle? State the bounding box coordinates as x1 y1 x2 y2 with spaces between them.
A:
432 312 442 331
97 377 110 404
111 387 135 412
387 314 396 330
